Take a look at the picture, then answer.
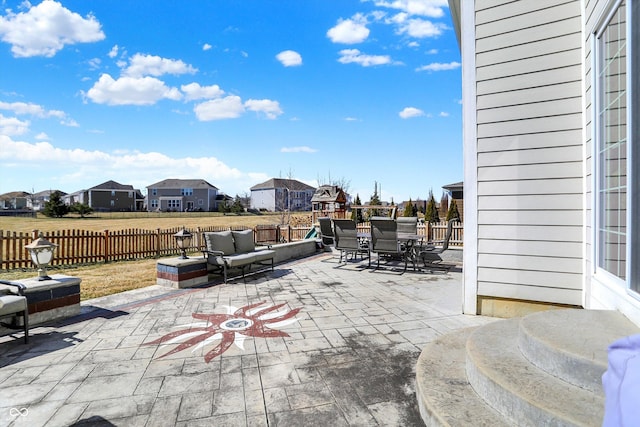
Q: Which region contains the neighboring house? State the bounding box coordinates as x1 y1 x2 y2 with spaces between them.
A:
311 185 347 222
64 180 143 212
450 0 640 325
250 178 315 212
442 181 463 220
27 190 67 211
146 179 219 212
0 191 29 209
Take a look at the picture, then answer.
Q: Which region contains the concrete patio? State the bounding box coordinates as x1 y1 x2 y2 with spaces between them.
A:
0 249 495 426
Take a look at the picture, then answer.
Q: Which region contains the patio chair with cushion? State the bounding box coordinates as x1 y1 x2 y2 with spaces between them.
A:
333 219 368 263
0 280 29 344
369 217 409 273
318 217 335 246
419 218 458 269
396 216 418 234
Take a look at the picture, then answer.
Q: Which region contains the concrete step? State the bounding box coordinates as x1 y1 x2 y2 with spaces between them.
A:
416 327 511 427
466 318 603 426
518 309 639 393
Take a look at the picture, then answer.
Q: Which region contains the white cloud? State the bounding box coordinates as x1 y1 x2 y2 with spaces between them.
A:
35 132 49 140
245 99 283 119
0 101 76 126
86 74 183 106
371 0 448 18
344 117 360 121
202 43 212 51
194 96 245 121
108 45 119 58
0 114 30 135
327 14 370 44
123 53 198 78
439 111 449 117
416 61 461 72
280 146 317 153
399 107 424 119
395 18 446 38
276 50 302 67
0 101 62 118
338 49 393 67
0 134 270 197
181 83 225 101
0 1 105 57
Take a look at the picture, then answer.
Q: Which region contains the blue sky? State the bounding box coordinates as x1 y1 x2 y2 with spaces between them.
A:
0 0 461 204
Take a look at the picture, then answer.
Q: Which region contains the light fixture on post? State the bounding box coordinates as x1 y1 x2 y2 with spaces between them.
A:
174 227 192 259
25 232 58 281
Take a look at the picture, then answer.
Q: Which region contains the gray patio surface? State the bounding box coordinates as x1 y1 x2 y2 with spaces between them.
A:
0 249 495 427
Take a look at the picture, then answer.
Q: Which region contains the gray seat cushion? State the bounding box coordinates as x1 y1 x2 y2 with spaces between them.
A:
223 253 257 267
0 295 27 317
252 249 275 262
232 230 255 253
204 231 236 255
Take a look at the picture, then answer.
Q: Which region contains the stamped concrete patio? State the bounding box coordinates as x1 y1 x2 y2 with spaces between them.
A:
0 249 495 426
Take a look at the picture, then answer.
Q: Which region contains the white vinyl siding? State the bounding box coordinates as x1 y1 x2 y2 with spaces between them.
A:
474 0 584 306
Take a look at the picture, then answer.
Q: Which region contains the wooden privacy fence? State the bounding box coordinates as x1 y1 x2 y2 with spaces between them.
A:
0 221 462 270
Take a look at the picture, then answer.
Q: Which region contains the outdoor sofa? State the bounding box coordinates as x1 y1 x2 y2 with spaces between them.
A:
202 230 275 283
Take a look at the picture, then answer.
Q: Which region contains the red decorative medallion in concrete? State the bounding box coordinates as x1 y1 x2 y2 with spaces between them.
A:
145 301 301 362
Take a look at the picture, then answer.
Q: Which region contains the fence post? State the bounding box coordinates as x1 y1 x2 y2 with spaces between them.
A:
156 229 161 257
103 229 110 263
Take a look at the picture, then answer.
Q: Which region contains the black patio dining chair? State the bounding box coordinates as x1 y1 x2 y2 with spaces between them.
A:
369 217 409 273
333 218 368 263
317 217 335 247
419 218 458 270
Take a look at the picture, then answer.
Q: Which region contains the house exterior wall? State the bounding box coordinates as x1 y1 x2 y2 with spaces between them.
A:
88 190 137 211
464 0 586 313
251 189 276 211
147 184 218 212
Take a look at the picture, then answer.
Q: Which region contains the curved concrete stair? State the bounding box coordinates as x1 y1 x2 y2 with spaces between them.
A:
518 309 639 393
466 318 602 426
416 309 640 426
416 327 510 427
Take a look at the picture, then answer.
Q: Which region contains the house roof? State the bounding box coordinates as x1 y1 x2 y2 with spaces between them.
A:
147 179 219 190
90 180 135 191
250 178 315 191
0 191 30 200
311 185 346 203
442 181 463 191
31 189 66 198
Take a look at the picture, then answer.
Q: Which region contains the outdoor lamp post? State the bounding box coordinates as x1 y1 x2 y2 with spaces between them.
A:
25 233 58 281
174 228 192 259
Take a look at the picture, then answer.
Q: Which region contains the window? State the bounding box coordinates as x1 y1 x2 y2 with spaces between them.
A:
128 191 133 198
181 188 193 196
595 0 638 291
111 190 116 197
151 188 157 196
150 199 158 209
167 199 181 210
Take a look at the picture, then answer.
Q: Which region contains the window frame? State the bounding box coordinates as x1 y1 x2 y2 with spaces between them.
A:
593 0 638 293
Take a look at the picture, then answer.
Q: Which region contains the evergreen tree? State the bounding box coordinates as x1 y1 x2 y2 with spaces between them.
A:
439 192 449 219
425 191 439 223
403 198 415 217
446 199 461 221
351 194 364 223
368 182 381 219
218 201 230 213
70 202 93 218
43 191 69 218
230 195 245 214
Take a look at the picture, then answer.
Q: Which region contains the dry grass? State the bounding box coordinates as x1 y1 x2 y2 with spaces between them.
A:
1 212 312 300
2 211 311 234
